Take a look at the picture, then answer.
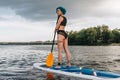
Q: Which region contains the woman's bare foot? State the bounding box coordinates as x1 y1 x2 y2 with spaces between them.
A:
55 65 61 68
66 61 71 67
55 62 62 68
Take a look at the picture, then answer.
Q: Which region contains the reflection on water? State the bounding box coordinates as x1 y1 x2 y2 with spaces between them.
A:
0 45 120 80
46 72 76 80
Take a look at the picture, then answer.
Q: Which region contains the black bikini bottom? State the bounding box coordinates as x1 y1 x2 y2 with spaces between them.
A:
57 30 68 39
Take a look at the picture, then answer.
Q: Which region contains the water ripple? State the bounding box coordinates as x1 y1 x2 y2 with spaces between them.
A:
0 45 119 80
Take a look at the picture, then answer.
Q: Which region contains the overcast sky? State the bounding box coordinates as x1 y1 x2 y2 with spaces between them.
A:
0 0 120 42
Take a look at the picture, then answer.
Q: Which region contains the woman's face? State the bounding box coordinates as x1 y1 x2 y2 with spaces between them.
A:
56 9 63 15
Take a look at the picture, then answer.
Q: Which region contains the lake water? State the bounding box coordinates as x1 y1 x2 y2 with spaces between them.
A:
0 45 120 80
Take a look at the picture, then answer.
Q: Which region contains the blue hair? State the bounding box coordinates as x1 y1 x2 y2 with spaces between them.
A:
56 6 66 15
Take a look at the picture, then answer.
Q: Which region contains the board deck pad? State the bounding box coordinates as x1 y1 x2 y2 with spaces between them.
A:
33 63 120 80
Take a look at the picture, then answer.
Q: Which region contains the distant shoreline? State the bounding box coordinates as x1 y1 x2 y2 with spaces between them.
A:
0 42 56 45
0 42 120 46
0 42 57 45
69 43 120 46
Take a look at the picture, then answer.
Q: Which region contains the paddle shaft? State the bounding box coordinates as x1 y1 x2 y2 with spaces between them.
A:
51 31 56 53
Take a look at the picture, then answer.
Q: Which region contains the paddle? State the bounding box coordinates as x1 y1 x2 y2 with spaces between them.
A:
46 30 56 67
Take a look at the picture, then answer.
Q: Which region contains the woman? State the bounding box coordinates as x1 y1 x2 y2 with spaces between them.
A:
55 7 71 67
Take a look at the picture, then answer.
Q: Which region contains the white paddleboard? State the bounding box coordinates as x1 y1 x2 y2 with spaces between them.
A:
33 63 120 80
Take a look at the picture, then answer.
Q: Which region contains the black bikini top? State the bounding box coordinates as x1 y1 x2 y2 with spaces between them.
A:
56 16 67 26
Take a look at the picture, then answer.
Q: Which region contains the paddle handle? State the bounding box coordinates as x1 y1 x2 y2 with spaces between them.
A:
51 31 56 53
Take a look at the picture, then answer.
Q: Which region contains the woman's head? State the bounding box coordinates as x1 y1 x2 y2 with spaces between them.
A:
56 7 66 15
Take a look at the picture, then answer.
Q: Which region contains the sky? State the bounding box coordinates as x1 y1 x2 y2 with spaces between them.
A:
0 0 120 42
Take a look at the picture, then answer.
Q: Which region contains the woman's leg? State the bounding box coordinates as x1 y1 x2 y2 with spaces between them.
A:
63 38 71 66
57 34 64 65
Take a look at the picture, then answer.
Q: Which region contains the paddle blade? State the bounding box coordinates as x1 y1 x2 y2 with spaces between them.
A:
46 52 54 67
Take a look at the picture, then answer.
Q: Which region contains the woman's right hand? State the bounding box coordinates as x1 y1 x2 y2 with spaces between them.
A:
55 28 58 32
54 29 57 33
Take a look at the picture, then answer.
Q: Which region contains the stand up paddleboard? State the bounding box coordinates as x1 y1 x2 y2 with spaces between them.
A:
33 63 120 80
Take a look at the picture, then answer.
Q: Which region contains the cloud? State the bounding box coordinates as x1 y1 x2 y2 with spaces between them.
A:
0 0 120 21
0 0 110 21
0 16 7 21
0 17 54 42
0 0 77 21
0 0 120 42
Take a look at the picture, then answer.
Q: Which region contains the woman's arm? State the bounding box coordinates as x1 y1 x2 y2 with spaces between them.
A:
55 16 63 31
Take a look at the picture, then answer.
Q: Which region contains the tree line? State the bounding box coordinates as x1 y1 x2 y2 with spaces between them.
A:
67 25 120 45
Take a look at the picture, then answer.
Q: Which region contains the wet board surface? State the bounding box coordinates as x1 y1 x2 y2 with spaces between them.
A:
33 63 120 80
